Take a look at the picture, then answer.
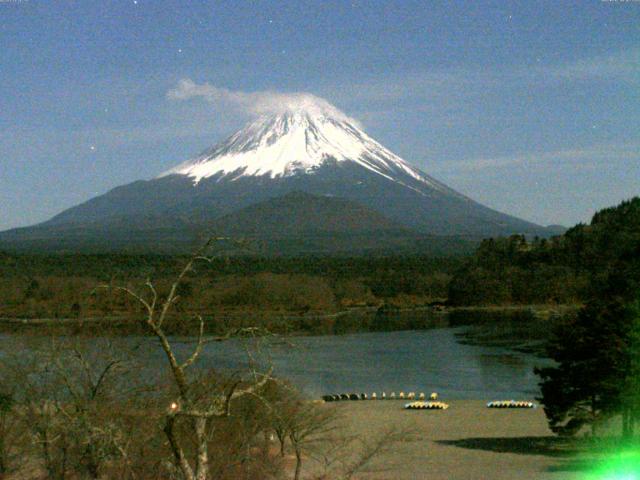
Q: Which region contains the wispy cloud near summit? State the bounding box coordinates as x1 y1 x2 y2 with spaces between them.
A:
167 79 357 123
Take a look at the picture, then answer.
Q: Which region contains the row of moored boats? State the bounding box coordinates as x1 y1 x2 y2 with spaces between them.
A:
321 392 537 410
486 400 536 409
322 391 439 402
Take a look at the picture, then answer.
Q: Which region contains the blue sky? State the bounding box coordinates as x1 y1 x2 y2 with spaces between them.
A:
1 0 639 230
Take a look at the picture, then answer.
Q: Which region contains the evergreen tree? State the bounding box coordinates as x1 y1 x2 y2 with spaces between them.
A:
536 295 640 437
535 300 629 436
448 197 640 306
621 298 640 438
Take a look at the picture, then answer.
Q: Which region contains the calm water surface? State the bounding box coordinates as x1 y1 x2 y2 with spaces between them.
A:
194 328 546 399
1 316 551 400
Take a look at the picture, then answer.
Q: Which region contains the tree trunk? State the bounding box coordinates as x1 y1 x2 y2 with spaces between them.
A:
42 429 54 479
85 444 100 479
60 441 68 480
262 431 270 460
591 397 598 437
164 416 195 480
293 447 302 480
194 416 209 480
0 414 7 474
0 435 6 474
276 429 286 457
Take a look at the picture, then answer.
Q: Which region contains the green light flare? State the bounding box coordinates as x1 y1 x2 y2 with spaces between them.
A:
587 449 640 480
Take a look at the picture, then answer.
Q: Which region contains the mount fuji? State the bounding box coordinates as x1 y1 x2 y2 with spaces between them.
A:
0 97 555 254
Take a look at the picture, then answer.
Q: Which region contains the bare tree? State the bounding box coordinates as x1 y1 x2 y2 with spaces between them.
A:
0 344 67 479
0 390 17 475
99 238 274 480
339 426 415 480
263 383 344 480
287 403 338 480
266 391 416 480
0 237 419 480
6 337 139 480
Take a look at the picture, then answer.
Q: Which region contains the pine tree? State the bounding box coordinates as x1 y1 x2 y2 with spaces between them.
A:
621 299 640 438
535 300 630 436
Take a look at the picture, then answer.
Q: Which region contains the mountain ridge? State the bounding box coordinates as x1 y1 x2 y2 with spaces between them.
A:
209 190 411 237
160 109 460 201
1 101 556 254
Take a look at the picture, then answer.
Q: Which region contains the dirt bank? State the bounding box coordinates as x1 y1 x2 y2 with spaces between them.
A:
327 400 585 480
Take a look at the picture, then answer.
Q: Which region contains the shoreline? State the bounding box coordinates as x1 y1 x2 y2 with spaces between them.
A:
323 400 589 480
0 303 579 339
0 302 578 325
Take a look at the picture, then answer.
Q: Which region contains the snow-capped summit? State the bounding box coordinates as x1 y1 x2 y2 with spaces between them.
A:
160 103 452 196
0 94 551 253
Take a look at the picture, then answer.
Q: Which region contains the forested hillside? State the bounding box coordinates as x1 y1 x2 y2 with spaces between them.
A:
448 197 640 305
2 198 637 319
0 254 460 319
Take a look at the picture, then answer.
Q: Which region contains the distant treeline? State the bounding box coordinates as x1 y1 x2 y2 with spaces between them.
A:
2 197 638 318
0 253 462 319
448 197 640 306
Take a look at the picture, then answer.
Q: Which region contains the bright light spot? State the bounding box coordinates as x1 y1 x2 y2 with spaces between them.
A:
588 450 640 480
170 402 178 410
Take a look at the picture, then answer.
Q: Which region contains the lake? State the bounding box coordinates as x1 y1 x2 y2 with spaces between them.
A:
0 310 553 401
183 327 548 400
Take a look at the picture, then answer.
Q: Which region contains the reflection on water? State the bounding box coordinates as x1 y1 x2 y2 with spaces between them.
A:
260 328 549 399
0 310 553 400
449 309 552 355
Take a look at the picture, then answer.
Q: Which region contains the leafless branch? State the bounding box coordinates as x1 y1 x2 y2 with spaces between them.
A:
180 315 205 370
91 360 123 399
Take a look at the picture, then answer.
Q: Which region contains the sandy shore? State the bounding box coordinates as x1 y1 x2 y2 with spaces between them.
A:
325 400 584 480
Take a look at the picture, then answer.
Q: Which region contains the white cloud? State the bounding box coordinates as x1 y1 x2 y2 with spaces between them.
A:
435 142 640 173
162 48 639 142
533 48 640 83
167 79 359 124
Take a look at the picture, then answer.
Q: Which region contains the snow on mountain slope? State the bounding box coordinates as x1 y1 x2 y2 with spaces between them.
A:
0 93 549 251
160 101 452 196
